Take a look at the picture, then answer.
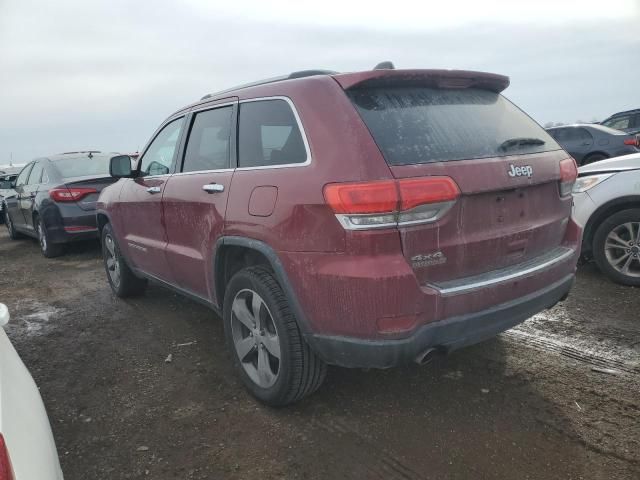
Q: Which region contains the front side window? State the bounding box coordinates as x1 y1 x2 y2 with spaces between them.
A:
140 118 184 176
15 163 33 187
182 107 232 172
238 99 307 168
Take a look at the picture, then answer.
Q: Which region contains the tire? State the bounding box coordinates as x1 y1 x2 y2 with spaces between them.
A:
592 208 640 286
582 153 608 165
101 223 148 297
36 215 64 258
223 266 326 406
4 207 22 240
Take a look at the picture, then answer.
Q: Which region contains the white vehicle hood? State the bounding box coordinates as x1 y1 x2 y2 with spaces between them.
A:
0 329 64 479
578 153 640 175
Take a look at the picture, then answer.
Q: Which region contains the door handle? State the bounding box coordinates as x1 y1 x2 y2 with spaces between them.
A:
202 184 224 194
146 186 161 194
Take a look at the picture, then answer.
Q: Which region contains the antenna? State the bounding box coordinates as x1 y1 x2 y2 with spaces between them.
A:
373 61 395 70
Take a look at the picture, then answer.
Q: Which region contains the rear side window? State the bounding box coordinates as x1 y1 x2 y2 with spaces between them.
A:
238 99 307 168
348 87 560 165
602 115 630 130
182 106 233 172
53 157 111 178
27 162 44 184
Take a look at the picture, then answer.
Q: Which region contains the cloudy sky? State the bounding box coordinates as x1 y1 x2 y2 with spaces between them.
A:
1 0 639 164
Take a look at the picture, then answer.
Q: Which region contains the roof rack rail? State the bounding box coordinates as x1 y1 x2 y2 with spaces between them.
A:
200 69 338 100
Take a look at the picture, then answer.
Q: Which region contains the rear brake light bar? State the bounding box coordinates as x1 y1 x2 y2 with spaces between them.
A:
324 176 460 230
49 187 97 203
559 157 578 197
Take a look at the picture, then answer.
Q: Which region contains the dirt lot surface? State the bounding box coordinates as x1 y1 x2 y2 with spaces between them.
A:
1 228 638 479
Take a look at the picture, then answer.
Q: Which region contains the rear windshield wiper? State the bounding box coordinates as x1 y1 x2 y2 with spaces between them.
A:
499 137 545 151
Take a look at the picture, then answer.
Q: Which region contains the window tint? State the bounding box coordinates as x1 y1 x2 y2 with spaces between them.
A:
238 100 307 167
15 163 33 187
28 162 44 184
140 118 184 176
182 107 232 172
53 156 111 178
602 115 630 130
347 87 560 165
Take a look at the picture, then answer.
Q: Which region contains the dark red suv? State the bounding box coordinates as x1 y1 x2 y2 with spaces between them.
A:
97 66 581 406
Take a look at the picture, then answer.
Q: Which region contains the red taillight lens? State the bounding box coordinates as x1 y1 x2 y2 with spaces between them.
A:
49 187 97 203
623 138 639 147
559 157 578 196
398 177 460 211
324 176 460 229
0 434 14 480
323 180 398 214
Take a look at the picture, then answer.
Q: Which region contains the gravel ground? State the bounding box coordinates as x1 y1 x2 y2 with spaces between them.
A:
0 229 638 479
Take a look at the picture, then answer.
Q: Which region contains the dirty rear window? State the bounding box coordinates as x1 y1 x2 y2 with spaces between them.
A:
53 157 111 178
348 87 561 165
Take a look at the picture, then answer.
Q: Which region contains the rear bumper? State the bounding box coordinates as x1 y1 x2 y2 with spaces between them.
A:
305 274 574 368
42 208 99 244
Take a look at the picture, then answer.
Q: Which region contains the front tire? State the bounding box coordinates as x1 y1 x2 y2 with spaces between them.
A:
223 266 326 406
4 207 22 240
101 223 148 297
593 208 640 286
36 216 64 258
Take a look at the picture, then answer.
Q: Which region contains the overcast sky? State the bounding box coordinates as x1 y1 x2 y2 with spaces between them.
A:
1 0 639 164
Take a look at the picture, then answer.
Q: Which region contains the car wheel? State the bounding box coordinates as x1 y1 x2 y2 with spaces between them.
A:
36 216 64 258
223 266 327 406
593 208 640 286
583 153 608 165
4 208 22 240
101 223 148 297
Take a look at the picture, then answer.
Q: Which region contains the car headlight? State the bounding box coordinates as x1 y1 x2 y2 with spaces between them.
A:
572 173 614 193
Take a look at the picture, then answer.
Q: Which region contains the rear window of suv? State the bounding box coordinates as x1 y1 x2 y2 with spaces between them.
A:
347 87 561 165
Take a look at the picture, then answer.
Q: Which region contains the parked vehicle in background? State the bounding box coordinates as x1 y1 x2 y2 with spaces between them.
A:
546 124 639 165
0 303 64 480
0 174 18 224
2 151 120 257
97 66 581 406
572 153 640 286
600 108 640 135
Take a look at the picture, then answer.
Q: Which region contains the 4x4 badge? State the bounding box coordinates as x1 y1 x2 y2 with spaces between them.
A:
508 164 533 178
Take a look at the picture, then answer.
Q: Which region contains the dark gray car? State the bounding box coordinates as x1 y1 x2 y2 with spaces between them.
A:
546 124 639 165
2 152 119 257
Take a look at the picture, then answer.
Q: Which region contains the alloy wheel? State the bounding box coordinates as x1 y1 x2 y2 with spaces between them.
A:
37 221 47 252
104 233 121 287
230 288 281 388
604 221 640 278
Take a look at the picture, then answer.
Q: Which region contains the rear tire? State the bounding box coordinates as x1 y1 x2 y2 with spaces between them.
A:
593 208 640 286
36 216 64 258
223 266 326 406
4 207 22 240
101 223 148 297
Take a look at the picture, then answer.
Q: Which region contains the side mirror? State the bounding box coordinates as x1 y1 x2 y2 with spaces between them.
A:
110 155 135 178
0 303 9 327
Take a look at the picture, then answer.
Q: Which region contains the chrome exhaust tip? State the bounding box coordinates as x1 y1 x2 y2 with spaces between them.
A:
414 347 438 366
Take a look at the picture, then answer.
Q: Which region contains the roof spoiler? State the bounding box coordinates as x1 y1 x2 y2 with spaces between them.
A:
333 69 510 93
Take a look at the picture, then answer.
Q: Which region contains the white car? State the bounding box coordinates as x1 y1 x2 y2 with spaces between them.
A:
572 153 640 286
0 304 64 480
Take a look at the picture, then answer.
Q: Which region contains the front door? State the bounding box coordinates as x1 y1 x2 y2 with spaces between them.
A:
20 161 44 231
163 103 236 301
9 163 34 229
119 116 185 282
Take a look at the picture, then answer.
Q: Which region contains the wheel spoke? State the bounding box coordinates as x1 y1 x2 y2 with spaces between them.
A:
620 255 634 274
232 299 255 329
251 293 263 329
257 346 275 384
262 333 280 359
623 223 635 242
106 258 115 270
105 237 115 256
606 232 629 249
613 252 631 266
235 336 256 361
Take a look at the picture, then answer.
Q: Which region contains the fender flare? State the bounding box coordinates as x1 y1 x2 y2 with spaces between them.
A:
214 236 313 335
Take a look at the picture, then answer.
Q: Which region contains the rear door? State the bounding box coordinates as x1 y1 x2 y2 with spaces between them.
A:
20 161 45 230
346 85 572 285
9 163 33 229
162 101 236 301
118 116 185 281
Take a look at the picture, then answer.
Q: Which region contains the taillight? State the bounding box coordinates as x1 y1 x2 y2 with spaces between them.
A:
623 138 639 147
49 187 97 202
324 176 460 230
0 434 14 480
559 157 578 197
